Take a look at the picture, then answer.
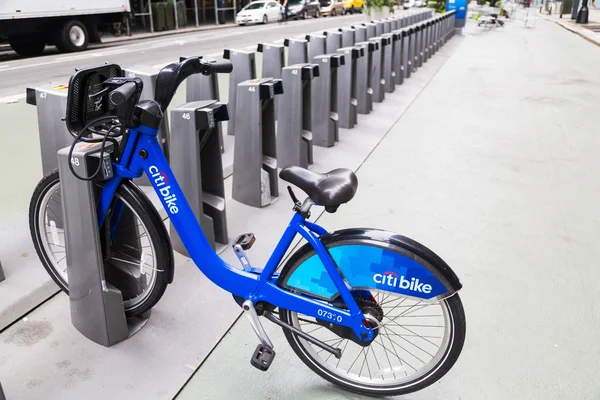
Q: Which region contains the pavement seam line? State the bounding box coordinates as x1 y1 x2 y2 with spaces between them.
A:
0 289 61 335
171 311 244 399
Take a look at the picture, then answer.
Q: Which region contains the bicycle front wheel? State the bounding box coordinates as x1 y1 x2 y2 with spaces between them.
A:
29 170 174 317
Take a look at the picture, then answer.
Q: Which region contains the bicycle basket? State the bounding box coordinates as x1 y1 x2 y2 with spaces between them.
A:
65 64 123 136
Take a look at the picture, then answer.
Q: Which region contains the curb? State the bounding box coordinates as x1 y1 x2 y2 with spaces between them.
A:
99 23 238 46
0 23 237 54
543 15 600 47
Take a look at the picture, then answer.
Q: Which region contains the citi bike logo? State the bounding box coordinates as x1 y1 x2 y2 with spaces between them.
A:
149 166 179 214
373 271 432 294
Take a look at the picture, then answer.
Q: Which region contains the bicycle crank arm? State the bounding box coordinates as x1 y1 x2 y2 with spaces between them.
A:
263 312 342 359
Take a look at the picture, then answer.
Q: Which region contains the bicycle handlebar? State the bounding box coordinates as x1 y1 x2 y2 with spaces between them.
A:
109 81 138 106
154 57 233 111
209 61 233 74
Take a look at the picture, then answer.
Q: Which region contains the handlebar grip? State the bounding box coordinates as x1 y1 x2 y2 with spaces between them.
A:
109 82 137 106
208 61 233 74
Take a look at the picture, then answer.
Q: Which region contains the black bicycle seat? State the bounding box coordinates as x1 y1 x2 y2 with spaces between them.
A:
280 166 358 211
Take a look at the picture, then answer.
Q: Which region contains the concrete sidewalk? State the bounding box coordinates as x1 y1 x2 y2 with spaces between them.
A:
543 7 600 45
177 17 600 400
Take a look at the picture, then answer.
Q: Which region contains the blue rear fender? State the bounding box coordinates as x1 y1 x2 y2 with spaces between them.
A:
277 228 462 302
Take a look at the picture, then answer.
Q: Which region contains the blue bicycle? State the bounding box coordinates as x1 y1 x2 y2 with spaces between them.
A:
29 57 466 397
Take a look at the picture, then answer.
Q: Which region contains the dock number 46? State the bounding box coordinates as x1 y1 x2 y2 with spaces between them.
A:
182 113 191 120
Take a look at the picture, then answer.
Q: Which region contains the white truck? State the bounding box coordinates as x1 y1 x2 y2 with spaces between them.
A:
0 0 131 57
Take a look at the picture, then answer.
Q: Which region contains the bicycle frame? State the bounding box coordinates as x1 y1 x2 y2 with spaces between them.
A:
97 124 374 341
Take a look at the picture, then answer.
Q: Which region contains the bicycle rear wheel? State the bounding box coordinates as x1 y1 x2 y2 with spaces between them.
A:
276 231 466 396
29 170 174 317
280 293 465 397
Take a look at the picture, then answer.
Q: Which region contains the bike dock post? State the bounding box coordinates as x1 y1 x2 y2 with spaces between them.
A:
324 30 342 54
306 33 327 62
394 28 408 85
57 142 148 347
170 100 229 255
26 82 72 228
184 57 225 153
0 260 5 283
26 83 72 176
123 65 171 186
412 25 420 73
405 27 414 78
423 21 431 63
278 64 319 169
354 41 376 115
435 16 442 53
394 28 407 85
311 54 344 147
336 46 363 129
418 22 425 68
257 42 285 118
232 78 283 208
375 20 384 37
284 38 309 64
0 381 6 400
388 17 397 32
368 37 385 103
383 19 392 34
223 48 257 136
381 33 397 93
340 27 355 47
353 24 367 42
258 42 285 80
364 22 376 39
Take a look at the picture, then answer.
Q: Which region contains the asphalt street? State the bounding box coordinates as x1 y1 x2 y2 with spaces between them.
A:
0 15 365 99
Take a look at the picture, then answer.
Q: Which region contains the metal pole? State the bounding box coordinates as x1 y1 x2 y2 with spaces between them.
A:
148 0 154 32
174 0 179 29
195 0 199 26
215 0 218 24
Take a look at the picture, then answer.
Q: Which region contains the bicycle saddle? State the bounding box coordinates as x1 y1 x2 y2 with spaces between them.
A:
279 166 358 212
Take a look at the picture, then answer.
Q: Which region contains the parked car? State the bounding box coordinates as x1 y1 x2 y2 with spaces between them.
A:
343 0 364 13
287 0 321 18
236 1 282 25
319 0 345 16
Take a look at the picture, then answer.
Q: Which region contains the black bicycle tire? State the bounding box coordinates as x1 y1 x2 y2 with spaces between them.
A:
29 169 174 317
277 238 466 397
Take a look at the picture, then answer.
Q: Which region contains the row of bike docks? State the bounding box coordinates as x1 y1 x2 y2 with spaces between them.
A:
24 7 457 348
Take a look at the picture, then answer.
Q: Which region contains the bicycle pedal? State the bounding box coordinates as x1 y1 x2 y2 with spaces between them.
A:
250 344 276 371
233 233 255 250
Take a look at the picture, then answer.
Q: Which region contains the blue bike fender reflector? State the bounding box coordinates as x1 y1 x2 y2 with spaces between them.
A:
285 245 448 300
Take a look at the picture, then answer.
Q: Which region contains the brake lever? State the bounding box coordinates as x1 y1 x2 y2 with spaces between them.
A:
88 87 111 102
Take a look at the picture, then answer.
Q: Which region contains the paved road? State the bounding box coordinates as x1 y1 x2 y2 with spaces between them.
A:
0 15 365 99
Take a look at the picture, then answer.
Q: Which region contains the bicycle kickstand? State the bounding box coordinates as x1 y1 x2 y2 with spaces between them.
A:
242 300 276 371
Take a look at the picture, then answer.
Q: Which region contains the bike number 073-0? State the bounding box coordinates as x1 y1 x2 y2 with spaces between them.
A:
318 309 343 323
